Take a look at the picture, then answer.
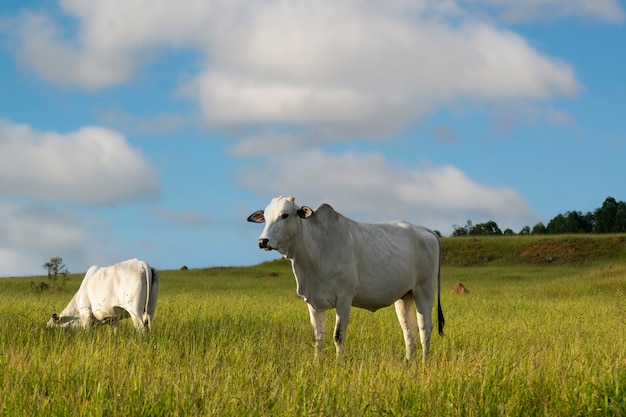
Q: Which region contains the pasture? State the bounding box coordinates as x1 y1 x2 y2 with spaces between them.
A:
1 236 625 416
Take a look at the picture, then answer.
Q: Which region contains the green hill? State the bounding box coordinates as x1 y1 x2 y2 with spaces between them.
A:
441 234 626 266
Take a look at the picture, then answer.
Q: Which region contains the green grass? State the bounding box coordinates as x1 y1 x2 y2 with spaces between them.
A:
1 239 626 416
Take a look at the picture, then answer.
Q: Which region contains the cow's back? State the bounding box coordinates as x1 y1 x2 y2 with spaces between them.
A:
84 259 148 321
86 259 143 292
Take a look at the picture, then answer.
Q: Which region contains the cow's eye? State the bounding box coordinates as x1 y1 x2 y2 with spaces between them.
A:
281 213 289 219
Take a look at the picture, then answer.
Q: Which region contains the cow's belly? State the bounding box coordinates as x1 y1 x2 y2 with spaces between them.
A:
91 305 130 322
352 288 409 312
300 292 336 311
299 275 413 312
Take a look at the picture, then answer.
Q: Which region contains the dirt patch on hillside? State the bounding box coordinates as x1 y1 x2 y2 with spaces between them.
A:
517 238 610 265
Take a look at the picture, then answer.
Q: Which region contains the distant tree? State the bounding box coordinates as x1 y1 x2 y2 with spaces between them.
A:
43 256 69 289
594 197 618 233
451 225 466 237
585 211 596 232
594 198 626 233
503 228 515 236
450 196 626 237
452 220 473 237
544 211 594 234
453 220 506 236
614 201 626 233
531 222 547 235
472 220 502 236
547 214 568 234
565 211 594 233
486 220 502 235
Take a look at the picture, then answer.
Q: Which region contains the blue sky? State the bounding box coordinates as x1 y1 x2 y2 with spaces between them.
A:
0 0 624 276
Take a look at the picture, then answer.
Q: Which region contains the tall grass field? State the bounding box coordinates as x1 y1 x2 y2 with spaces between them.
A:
1 235 625 416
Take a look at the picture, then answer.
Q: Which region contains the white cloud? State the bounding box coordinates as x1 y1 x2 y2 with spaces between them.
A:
9 12 136 91
187 71 413 130
0 119 160 205
5 0 582 137
185 5 579 134
0 202 106 277
237 150 538 234
8 0 217 90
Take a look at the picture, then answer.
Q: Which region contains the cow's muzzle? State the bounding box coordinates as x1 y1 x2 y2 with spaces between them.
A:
258 238 272 250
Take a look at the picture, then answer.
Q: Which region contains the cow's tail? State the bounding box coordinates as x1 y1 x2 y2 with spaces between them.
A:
142 264 152 329
435 231 445 336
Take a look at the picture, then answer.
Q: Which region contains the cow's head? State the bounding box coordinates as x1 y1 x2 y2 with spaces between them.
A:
46 313 73 329
247 196 313 254
46 313 60 329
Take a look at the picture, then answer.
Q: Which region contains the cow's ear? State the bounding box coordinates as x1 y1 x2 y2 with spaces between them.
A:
52 313 59 322
297 206 313 219
247 210 266 223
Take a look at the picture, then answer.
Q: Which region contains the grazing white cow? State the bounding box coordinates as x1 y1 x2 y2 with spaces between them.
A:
248 196 444 362
46 258 160 332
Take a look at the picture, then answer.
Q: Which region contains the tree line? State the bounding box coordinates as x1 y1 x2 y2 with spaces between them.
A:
452 196 626 237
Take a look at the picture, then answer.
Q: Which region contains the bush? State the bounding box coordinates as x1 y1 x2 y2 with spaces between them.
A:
43 256 69 290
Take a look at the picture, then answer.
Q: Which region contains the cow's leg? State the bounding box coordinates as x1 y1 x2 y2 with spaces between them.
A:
307 304 326 358
112 318 121 334
333 301 351 357
415 290 435 364
79 309 93 330
394 293 419 361
130 314 146 332
127 308 148 333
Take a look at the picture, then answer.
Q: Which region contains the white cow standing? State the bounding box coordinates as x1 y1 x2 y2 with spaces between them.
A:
46 258 160 332
248 196 444 363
